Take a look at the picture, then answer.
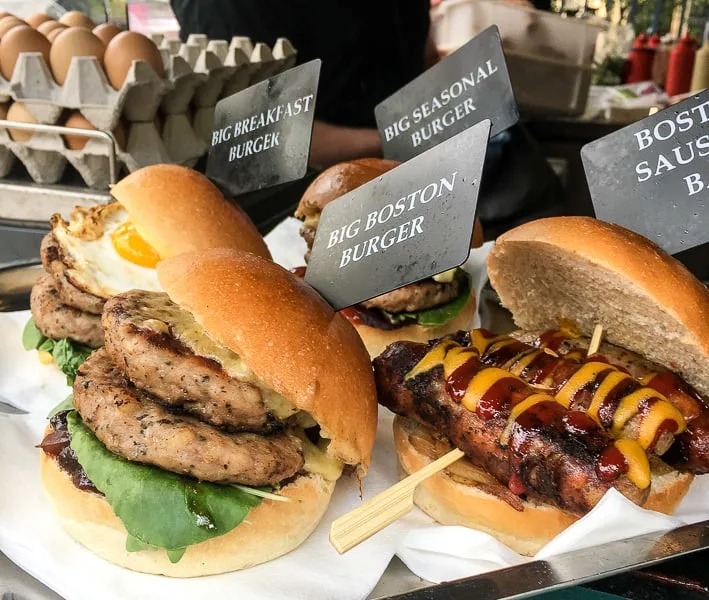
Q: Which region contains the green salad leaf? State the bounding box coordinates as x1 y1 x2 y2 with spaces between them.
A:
66 412 262 559
47 395 75 419
22 318 44 350
381 272 472 327
22 318 93 384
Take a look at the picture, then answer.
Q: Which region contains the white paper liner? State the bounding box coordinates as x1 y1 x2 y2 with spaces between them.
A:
0 216 704 598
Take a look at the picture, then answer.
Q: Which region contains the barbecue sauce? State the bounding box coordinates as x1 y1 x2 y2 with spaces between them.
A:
39 412 101 495
408 338 654 490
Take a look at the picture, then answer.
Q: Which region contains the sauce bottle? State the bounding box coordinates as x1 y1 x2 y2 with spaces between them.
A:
652 38 672 88
626 33 654 83
690 21 709 91
666 33 697 96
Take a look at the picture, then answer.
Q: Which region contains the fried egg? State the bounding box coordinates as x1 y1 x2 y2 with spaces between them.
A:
51 203 162 299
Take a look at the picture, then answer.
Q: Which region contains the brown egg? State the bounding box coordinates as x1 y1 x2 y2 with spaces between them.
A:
104 31 164 90
0 25 51 80
92 23 122 46
49 27 104 85
26 13 53 29
58 11 94 29
45 26 67 43
0 12 13 20
63 111 125 150
6 102 37 142
0 17 26 39
37 20 65 37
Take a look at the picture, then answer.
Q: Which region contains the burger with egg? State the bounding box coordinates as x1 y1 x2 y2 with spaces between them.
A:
39 248 377 575
24 164 270 382
294 158 483 358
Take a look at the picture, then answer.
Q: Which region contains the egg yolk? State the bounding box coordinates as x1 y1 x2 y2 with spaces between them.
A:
111 221 161 268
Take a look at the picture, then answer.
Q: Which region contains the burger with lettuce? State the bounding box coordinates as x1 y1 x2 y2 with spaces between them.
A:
38 249 377 576
295 158 482 358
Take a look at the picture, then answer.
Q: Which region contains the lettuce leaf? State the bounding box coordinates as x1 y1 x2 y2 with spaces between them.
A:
66 412 262 559
47 395 75 419
22 318 92 384
380 272 472 327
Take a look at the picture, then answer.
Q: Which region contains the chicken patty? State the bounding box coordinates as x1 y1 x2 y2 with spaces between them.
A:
362 278 461 313
40 233 105 315
30 274 103 348
102 291 279 432
73 350 304 486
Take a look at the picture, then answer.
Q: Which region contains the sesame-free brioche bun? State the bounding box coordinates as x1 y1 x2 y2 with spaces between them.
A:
394 416 693 556
295 158 400 219
157 248 378 473
40 445 335 577
111 165 271 260
357 291 477 359
487 216 709 396
295 157 484 249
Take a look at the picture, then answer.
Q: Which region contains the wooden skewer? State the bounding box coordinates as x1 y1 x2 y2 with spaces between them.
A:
587 323 604 357
329 447 465 554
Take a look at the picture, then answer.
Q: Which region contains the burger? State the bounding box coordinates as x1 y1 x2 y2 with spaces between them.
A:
374 217 704 555
23 164 270 382
39 248 377 576
294 158 483 358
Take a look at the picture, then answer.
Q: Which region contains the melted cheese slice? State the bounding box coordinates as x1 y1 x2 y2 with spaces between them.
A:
295 432 343 481
134 293 298 419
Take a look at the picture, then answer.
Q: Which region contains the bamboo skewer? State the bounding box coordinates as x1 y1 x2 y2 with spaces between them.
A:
587 323 604 357
329 447 465 554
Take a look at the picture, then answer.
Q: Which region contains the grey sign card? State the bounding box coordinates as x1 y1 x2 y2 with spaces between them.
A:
582 89 709 255
375 26 517 162
206 59 321 197
305 119 491 310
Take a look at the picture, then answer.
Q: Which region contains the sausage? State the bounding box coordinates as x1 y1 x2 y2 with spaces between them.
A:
468 330 687 457
373 338 650 515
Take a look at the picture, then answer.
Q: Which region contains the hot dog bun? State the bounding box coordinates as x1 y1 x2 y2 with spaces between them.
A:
487 216 709 396
394 416 693 556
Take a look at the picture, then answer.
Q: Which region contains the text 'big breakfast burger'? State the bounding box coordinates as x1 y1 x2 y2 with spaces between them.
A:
39 249 377 576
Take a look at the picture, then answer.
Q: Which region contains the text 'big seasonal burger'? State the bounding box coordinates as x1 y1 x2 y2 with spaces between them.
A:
24 164 270 382
374 217 707 555
39 249 377 576
294 158 484 358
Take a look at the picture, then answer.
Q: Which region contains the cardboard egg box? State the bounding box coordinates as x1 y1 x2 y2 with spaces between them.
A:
0 116 206 190
0 52 169 131
0 35 296 190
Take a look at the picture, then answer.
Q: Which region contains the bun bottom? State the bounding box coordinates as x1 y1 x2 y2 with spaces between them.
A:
356 292 477 359
393 416 693 556
40 451 335 577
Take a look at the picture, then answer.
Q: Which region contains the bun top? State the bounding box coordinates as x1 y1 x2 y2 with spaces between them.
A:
157 248 378 472
487 216 709 395
295 158 400 218
111 165 271 260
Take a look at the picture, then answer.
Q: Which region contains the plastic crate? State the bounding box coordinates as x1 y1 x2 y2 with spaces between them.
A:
432 0 602 116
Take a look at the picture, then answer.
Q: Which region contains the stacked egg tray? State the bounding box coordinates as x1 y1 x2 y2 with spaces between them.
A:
0 34 297 190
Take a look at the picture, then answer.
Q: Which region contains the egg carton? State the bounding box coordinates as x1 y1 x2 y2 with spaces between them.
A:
0 117 206 190
159 36 298 114
3 52 170 130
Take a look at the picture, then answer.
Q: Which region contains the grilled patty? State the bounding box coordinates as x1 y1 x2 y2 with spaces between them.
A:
30 274 103 348
40 233 105 315
362 278 461 314
102 291 277 432
73 349 304 486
